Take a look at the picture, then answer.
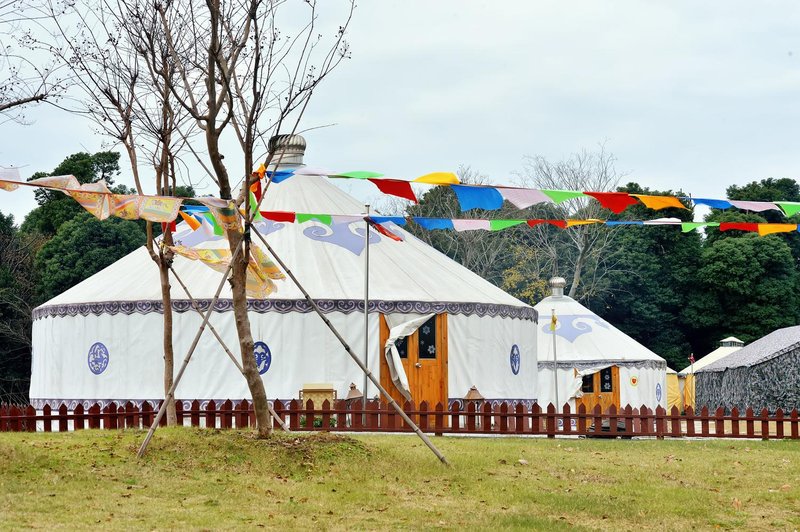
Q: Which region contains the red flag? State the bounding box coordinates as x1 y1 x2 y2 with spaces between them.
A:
250 179 262 203
583 191 639 214
719 222 759 233
260 210 295 223
368 178 417 203
688 353 695 364
527 219 567 229
367 218 403 241
160 221 177 233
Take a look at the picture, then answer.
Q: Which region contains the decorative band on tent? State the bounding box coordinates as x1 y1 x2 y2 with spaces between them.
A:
32 299 538 321
537 360 667 370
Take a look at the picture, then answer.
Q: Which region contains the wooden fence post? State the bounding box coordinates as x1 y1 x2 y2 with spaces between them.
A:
190 400 201 427
205 400 217 429
562 403 572 436
58 404 69 432
699 407 709 437
546 403 556 438
745 407 754 438
684 406 695 437
713 408 724 438
89 403 101 429
42 405 52 432
515 403 525 434
760 408 770 440
434 402 444 436
791 409 799 439
419 401 429 432
775 408 784 439
608 405 618 437
730 407 740 437
321 400 332 431
288 400 299 431
623 405 633 435
74 404 85 431
669 406 680 437
221 400 233 429
450 402 461 433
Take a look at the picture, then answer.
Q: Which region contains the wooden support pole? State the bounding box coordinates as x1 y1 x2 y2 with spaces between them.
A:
168 266 290 433
137 240 244 458
250 224 449 465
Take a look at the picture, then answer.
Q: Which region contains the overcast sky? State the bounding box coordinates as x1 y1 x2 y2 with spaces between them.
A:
3 1 800 223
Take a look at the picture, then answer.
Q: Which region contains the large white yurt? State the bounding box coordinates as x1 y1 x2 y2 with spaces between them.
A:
29 135 538 410
534 277 667 412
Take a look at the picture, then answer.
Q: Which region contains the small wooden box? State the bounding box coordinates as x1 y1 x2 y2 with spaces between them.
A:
299 383 337 407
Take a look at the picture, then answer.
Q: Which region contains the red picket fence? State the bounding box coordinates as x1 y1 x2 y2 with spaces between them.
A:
1 400 799 439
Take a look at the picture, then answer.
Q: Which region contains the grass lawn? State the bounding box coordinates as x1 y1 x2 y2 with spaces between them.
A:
0 429 798 530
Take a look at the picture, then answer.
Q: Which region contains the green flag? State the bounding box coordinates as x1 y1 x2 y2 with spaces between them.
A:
296 213 332 225
542 190 587 204
335 171 384 179
490 219 525 231
681 222 719 233
249 192 264 221
203 212 224 235
776 202 800 217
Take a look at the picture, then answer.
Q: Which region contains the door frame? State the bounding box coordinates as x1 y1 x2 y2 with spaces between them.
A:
575 366 620 413
378 314 448 408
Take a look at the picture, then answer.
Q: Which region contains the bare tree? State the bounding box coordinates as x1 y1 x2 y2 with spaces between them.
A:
402 165 520 285
0 0 66 122
81 0 353 437
515 145 624 300
29 0 196 424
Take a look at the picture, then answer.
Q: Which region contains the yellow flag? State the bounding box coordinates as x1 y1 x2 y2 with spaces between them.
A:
413 172 460 185
550 314 558 331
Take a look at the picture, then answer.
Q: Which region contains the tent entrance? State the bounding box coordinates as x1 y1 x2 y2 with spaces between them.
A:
576 366 620 413
379 314 448 409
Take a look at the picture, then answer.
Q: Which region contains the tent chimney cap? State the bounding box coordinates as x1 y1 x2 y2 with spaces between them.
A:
719 336 744 348
267 134 306 166
463 385 484 402
549 276 567 297
345 382 363 401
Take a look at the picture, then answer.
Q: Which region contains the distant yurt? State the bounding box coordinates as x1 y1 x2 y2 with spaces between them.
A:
696 327 800 413
679 336 743 411
29 135 538 410
534 277 668 412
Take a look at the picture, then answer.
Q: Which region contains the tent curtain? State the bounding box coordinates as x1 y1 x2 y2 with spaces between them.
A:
683 373 696 411
666 373 682 412
383 313 434 402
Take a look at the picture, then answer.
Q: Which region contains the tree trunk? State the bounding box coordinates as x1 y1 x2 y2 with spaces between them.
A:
158 248 177 426
568 244 586 299
227 229 272 437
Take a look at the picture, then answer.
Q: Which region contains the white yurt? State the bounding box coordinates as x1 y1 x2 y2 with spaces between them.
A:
534 277 667 412
679 336 744 410
29 135 538 410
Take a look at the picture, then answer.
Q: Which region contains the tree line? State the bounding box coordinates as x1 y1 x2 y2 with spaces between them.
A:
403 153 800 371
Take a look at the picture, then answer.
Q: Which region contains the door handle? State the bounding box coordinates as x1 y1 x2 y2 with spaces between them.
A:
415 362 422 368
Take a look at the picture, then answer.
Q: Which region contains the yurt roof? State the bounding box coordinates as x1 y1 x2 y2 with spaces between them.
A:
699 326 800 372
533 294 665 364
37 175 533 317
678 341 743 375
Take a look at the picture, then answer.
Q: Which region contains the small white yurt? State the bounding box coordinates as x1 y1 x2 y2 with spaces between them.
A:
29 135 538 410
679 336 744 410
534 277 667 412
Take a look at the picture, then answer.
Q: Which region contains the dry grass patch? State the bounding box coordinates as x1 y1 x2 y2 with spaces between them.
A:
0 429 798 530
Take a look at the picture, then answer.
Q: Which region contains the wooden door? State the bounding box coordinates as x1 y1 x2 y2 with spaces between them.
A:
379 314 448 408
576 366 620 413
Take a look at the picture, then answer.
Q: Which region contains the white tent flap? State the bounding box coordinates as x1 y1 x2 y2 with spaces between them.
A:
383 313 434 402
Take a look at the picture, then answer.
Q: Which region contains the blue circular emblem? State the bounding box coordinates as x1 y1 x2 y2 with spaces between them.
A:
510 344 521 375
254 341 272 375
655 383 663 402
87 342 109 375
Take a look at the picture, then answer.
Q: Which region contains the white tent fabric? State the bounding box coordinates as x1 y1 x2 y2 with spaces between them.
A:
534 294 667 410
30 174 538 409
678 337 743 375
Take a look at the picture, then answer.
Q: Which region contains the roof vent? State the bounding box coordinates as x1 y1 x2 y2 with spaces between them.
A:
719 336 744 348
549 276 567 297
267 134 306 166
